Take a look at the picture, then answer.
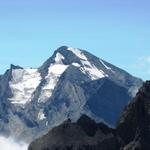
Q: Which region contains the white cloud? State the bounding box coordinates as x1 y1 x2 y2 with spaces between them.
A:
148 69 150 75
131 56 150 80
0 136 28 150
138 56 150 63
138 56 150 75
133 57 149 68
145 56 150 63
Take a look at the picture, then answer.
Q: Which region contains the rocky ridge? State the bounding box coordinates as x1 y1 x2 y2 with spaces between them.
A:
29 81 150 150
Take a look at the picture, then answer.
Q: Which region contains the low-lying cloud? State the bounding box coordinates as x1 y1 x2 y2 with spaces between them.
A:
131 56 150 80
0 136 28 150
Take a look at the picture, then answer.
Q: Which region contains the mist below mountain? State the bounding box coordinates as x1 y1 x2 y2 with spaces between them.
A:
0 136 27 150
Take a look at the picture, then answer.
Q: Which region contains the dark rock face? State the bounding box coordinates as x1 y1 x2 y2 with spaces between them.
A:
77 115 98 136
28 115 120 150
117 81 150 150
83 78 131 126
28 81 150 150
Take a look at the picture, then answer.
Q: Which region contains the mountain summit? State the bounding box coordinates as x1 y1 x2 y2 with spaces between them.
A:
0 46 142 142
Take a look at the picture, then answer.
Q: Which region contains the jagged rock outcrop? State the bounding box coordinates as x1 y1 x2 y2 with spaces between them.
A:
28 81 150 150
28 115 120 150
117 81 150 150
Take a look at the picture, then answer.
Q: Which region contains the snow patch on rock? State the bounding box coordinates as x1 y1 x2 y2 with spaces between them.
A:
72 63 81 67
38 109 46 120
67 47 107 80
55 52 65 63
81 61 107 80
9 69 41 105
38 53 69 103
67 47 87 60
99 59 112 70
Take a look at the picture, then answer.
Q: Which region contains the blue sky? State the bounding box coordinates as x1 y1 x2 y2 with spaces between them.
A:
0 0 150 80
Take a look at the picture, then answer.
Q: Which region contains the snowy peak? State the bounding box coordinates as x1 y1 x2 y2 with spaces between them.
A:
38 46 110 103
52 46 109 80
54 46 113 72
10 64 23 70
3 46 142 106
41 46 141 90
66 47 87 61
52 46 84 65
0 46 143 142
53 46 89 64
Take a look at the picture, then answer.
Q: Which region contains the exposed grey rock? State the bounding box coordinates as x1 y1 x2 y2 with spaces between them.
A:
117 81 150 150
28 81 150 150
0 46 142 142
28 115 120 150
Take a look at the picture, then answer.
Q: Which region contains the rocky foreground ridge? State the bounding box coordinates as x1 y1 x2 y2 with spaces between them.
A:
28 81 150 150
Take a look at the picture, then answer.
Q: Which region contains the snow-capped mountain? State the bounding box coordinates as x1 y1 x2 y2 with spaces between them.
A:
0 46 142 142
